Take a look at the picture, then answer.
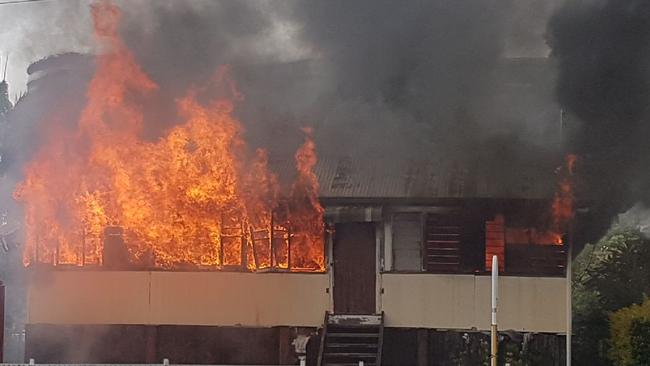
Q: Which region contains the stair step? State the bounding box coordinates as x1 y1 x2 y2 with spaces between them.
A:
326 343 378 348
318 312 384 366
328 333 379 338
327 325 381 331
324 352 377 357
328 314 382 326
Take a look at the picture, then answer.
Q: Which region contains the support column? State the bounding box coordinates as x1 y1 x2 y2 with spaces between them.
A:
145 326 157 363
416 329 428 366
278 326 293 365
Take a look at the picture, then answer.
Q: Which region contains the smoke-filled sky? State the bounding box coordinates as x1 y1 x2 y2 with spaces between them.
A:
0 0 560 97
549 0 650 206
0 0 307 97
0 0 566 163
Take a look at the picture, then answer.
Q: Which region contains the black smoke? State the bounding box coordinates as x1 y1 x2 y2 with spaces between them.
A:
549 0 650 202
548 0 650 239
113 0 563 167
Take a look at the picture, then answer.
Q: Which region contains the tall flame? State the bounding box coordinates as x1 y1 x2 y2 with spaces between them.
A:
288 128 325 270
550 154 577 244
14 1 324 271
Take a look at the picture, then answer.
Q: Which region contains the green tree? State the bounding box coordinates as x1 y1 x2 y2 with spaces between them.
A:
630 319 650 365
572 227 650 365
609 299 650 365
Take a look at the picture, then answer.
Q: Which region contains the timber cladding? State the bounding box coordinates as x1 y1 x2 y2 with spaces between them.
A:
24 324 565 365
25 324 316 364
26 269 567 333
380 274 567 332
377 328 566 366
26 270 329 326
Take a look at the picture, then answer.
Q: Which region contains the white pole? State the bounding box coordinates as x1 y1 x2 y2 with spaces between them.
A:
559 108 572 366
491 255 499 366
566 243 572 366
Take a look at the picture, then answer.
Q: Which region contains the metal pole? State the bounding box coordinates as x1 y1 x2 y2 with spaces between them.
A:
560 108 573 366
270 212 275 269
81 228 86 266
286 223 292 270
0 280 4 363
566 239 572 366
491 255 498 366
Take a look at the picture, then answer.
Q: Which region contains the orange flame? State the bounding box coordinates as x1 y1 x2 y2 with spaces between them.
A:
14 1 324 271
288 128 325 270
550 153 577 244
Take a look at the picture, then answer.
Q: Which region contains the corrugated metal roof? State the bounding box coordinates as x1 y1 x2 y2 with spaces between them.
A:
271 155 557 200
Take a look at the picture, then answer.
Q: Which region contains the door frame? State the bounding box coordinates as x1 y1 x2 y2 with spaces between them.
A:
375 223 382 314
329 221 381 315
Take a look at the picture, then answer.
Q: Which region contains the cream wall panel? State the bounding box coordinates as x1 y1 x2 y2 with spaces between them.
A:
28 270 565 332
149 272 328 327
381 274 475 329
27 271 329 327
28 271 151 324
382 274 567 333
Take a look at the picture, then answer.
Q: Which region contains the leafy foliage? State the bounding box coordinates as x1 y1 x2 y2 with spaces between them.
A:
630 319 650 365
609 299 650 366
572 226 650 365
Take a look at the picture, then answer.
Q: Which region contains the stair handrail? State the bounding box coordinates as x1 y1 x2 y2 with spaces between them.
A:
376 311 385 366
316 311 330 366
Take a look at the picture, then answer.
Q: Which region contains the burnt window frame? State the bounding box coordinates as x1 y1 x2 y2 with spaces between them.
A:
390 211 426 272
423 211 485 274
386 207 567 277
31 209 327 273
387 208 484 274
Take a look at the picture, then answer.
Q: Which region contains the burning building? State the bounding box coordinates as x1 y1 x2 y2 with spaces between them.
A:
20 152 574 365
2 2 580 366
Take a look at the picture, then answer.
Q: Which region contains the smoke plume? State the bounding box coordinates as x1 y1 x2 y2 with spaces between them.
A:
0 1 569 360
1 0 567 162
127 1 557 156
548 0 650 238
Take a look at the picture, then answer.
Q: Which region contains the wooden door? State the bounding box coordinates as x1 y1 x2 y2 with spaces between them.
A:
333 222 376 314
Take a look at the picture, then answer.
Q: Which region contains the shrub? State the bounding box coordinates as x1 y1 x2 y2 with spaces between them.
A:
609 298 650 365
